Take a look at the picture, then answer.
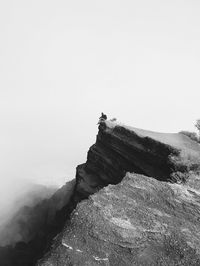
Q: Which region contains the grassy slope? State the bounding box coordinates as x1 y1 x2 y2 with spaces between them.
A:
105 120 200 180
106 120 200 164
106 120 200 152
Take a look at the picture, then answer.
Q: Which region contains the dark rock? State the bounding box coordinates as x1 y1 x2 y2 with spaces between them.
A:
73 121 200 204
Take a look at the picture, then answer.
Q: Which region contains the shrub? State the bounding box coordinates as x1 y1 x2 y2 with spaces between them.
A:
195 119 200 139
179 131 199 143
110 118 117 122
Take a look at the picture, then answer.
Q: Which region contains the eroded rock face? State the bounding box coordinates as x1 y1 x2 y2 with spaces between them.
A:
38 173 200 266
73 121 200 203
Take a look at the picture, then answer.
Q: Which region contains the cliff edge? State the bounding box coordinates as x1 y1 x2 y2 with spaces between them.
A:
38 120 200 266
73 120 200 202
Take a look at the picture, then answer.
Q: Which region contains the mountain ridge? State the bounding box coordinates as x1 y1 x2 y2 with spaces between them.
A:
38 120 200 266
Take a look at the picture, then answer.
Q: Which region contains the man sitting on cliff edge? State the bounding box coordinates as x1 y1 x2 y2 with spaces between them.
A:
97 112 107 124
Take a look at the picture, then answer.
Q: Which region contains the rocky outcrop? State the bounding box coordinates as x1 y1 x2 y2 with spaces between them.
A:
38 173 200 266
73 121 200 203
2 120 198 266
37 120 200 266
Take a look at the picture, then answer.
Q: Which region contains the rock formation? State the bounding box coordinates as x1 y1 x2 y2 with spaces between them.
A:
37 120 200 266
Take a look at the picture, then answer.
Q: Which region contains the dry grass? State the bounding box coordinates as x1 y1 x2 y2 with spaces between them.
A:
105 120 200 181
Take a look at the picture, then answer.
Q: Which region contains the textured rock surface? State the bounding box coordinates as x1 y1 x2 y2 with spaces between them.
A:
38 173 200 266
73 121 200 203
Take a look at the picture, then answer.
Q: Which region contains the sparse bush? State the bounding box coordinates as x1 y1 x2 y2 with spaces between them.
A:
195 119 200 139
170 149 200 174
110 118 117 122
179 131 199 143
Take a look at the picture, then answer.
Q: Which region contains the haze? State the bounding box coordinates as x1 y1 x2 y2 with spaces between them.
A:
0 0 200 192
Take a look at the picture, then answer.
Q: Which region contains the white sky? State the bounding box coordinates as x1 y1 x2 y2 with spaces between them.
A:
0 0 200 186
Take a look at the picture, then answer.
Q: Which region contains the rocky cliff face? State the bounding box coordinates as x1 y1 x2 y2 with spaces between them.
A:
73 121 200 203
38 120 200 266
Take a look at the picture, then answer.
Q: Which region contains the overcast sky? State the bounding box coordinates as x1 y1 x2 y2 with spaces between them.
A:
0 0 200 186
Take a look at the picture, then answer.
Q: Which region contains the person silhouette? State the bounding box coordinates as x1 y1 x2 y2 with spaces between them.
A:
97 112 107 124
99 112 107 120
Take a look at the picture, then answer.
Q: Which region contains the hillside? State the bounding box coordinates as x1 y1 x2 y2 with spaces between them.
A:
0 184 56 246
0 180 75 266
37 120 200 266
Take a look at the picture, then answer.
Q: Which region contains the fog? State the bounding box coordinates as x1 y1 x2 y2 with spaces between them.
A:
0 0 200 244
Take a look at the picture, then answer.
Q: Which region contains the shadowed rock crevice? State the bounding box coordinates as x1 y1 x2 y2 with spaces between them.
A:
0 180 76 266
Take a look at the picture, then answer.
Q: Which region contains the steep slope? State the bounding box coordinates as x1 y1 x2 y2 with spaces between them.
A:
0 180 75 266
0 182 56 229
0 184 56 246
38 173 200 266
37 120 200 266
